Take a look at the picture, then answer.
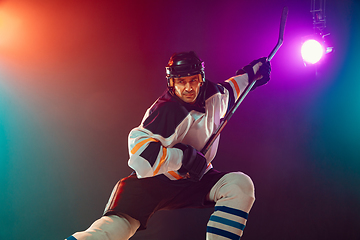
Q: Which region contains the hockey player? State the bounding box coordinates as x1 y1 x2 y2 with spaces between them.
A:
66 51 271 240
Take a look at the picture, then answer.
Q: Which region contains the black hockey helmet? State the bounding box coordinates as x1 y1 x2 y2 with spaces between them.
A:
165 51 205 88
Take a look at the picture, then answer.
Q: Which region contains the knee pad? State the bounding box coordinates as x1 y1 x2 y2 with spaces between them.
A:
219 172 255 200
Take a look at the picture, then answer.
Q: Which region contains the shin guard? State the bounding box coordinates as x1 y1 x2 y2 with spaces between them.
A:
68 215 139 240
206 172 255 239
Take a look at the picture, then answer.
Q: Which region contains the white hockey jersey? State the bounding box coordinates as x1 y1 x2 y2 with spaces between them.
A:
128 74 249 180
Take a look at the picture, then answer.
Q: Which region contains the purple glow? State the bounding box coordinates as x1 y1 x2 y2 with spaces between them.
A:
301 39 324 64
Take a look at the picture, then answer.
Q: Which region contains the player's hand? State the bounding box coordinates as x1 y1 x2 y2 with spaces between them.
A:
174 143 208 182
236 57 271 90
254 57 271 88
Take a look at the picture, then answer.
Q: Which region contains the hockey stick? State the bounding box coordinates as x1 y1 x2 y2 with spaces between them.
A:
200 6 288 155
268 6 288 61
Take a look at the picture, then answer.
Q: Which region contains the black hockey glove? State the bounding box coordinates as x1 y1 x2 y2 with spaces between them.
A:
236 57 271 90
173 143 208 182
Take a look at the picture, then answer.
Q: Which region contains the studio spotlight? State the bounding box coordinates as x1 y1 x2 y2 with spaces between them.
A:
301 33 333 65
302 0 333 66
301 39 324 64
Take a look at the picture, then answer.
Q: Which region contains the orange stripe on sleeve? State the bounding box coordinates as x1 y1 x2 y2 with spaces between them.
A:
153 147 167 175
130 138 159 155
229 78 240 99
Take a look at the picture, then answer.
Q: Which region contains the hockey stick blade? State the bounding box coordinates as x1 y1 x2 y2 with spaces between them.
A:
268 6 288 61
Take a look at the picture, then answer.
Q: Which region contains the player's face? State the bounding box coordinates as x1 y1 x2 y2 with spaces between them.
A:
173 74 202 103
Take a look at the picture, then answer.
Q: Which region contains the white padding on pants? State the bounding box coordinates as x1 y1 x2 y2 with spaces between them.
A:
206 172 255 239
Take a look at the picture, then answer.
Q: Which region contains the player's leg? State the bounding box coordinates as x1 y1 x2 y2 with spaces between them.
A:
206 172 255 240
65 213 140 240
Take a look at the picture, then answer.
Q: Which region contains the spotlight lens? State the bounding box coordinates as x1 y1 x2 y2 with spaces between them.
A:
301 39 324 64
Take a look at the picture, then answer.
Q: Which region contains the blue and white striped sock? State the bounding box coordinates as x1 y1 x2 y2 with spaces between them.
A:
206 206 248 240
65 236 77 240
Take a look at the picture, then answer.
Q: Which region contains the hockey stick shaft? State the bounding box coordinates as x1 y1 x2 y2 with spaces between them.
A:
200 6 288 155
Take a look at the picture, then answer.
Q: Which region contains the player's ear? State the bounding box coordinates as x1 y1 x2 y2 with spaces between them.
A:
199 74 204 86
169 78 174 88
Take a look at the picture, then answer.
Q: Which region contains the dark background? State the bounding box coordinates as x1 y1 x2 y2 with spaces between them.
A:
0 0 359 239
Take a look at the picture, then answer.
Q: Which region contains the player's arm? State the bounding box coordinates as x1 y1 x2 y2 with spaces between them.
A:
127 128 183 178
225 58 271 101
127 101 191 179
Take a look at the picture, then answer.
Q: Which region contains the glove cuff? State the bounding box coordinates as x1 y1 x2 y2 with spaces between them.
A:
173 143 195 174
242 64 255 83
173 143 188 152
